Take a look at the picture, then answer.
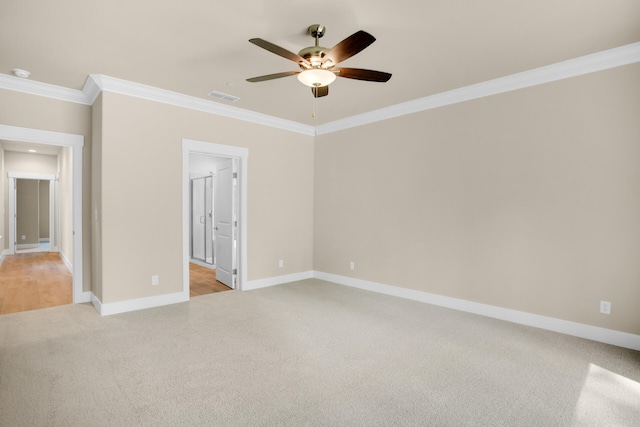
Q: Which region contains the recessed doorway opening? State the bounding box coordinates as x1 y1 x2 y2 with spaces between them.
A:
182 139 248 299
0 124 86 313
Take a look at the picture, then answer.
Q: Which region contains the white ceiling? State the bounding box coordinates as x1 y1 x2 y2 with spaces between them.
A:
1 1 639 125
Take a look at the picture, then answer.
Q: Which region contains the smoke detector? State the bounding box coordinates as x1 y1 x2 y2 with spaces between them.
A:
13 68 31 78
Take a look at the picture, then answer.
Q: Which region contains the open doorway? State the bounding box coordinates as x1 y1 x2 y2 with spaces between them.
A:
0 124 87 308
188 154 235 296
1 145 71 314
11 176 55 254
182 139 248 299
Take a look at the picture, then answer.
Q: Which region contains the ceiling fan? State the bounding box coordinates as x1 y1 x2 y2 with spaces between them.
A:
246 24 392 98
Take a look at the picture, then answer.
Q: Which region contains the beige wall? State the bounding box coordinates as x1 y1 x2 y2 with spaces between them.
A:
314 63 640 335
91 94 103 301
3 151 57 175
0 89 92 291
38 180 49 239
97 92 314 303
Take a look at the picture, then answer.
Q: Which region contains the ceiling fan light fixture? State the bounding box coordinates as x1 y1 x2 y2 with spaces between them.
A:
297 68 336 87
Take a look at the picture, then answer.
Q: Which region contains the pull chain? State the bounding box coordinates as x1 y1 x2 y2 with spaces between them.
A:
312 91 317 121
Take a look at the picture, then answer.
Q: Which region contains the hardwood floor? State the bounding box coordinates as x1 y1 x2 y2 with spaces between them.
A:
189 262 232 297
0 252 72 315
0 256 230 314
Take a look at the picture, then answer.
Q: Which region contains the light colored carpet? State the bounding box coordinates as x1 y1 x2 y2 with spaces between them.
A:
1 279 639 426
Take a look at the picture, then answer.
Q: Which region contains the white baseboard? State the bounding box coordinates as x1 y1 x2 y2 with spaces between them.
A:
313 271 640 352
91 291 189 316
59 250 73 272
189 258 215 269
0 249 8 265
39 238 50 242
75 291 92 304
244 270 314 291
17 243 38 249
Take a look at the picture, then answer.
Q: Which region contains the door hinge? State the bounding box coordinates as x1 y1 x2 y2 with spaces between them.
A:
232 172 238 179
234 220 237 227
232 269 237 275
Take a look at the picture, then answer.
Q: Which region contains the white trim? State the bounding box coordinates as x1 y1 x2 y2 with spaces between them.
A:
2 43 639 137
60 249 73 272
8 177 15 255
313 271 640 351
182 139 249 296
316 41 640 135
90 291 187 316
81 75 102 105
0 125 84 304
0 73 90 105
244 271 314 291
87 75 316 136
8 172 56 180
48 179 54 251
16 244 39 250
0 125 84 147
75 291 92 304
189 258 215 269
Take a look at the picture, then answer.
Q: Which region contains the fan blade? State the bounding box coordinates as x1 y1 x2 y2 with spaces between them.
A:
333 67 392 82
322 30 376 66
249 38 310 67
312 86 329 98
246 70 300 83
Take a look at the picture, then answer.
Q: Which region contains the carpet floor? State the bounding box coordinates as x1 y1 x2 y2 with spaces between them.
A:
1 279 639 426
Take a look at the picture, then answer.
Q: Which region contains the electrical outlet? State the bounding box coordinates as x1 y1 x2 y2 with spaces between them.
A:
151 275 159 286
278 259 284 268
349 261 355 271
600 300 611 315
21 235 26 240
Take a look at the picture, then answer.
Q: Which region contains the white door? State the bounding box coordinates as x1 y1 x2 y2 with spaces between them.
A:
214 158 235 288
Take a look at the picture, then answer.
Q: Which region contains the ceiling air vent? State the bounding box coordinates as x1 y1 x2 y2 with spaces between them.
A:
207 90 240 103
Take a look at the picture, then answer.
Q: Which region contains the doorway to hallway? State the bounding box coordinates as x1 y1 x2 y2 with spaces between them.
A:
0 124 86 305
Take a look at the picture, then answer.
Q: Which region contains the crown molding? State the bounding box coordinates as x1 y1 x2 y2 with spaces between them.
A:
0 73 90 105
1 42 638 136
81 74 102 105
315 41 640 135
83 75 316 136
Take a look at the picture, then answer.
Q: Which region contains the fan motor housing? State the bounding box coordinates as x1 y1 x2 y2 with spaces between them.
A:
298 46 330 66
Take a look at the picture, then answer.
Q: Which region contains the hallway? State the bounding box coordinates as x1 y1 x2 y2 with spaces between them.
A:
0 252 72 315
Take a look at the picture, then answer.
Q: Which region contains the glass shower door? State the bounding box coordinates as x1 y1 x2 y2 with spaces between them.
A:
191 176 214 264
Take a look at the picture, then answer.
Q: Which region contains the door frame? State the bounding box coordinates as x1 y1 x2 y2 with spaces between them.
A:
8 173 56 253
182 139 248 294
0 124 87 303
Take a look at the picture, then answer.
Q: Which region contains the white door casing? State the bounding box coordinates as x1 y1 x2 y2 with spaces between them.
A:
182 138 248 297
